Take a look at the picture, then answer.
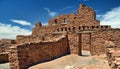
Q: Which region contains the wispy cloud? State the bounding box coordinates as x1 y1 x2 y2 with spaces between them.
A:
60 5 77 14
62 6 75 11
10 19 31 26
0 22 32 39
98 5 120 28
44 8 57 17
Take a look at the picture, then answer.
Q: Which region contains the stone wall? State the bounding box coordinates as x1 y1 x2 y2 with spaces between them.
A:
81 33 91 50
106 46 120 69
15 4 111 45
68 33 91 55
16 35 43 44
0 53 8 63
68 33 81 55
0 44 12 63
0 39 16 44
9 35 69 69
91 29 120 55
48 4 100 26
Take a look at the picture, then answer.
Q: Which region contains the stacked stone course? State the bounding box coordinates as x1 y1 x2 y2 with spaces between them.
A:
106 46 120 69
9 35 69 69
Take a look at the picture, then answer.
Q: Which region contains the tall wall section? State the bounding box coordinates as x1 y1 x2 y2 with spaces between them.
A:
48 4 100 26
68 33 81 55
91 29 120 55
16 4 111 44
9 35 69 69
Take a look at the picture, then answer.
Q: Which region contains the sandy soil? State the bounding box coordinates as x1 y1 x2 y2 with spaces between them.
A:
29 51 110 69
0 63 10 69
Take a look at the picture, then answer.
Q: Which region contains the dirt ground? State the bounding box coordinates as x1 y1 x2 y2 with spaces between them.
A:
0 63 10 69
29 51 110 69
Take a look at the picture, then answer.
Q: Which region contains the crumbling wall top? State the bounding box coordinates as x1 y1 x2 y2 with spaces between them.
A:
35 22 42 27
48 4 99 26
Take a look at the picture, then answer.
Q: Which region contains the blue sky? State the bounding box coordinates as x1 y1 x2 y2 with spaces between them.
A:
0 0 120 39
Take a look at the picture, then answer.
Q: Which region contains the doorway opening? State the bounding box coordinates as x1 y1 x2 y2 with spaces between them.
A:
78 33 91 56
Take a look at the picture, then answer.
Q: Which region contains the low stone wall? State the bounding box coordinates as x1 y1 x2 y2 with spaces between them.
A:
0 53 8 63
106 46 120 69
0 39 16 44
0 44 12 63
9 35 69 69
16 35 43 44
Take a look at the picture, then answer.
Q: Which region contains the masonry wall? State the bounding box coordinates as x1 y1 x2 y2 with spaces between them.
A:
0 39 16 44
68 33 91 55
32 25 59 36
16 35 43 44
48 4 100 26
9 36 69 69
106 46 120 69
0 44 12 63
91 29 120 55
68 33 81 55
0 53 8 63
81 34 91 50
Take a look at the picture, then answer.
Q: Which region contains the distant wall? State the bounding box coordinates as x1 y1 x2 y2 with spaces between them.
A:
32 25 59 36
0 44 12 63
16 35 43 44
0 39 16 44
0 53 8 63
9 35 69 69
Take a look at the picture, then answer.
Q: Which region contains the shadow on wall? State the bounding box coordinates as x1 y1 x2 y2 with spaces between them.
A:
27 53 69 69
9 35 70 69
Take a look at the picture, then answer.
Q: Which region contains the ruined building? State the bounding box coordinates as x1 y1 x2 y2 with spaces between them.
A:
0 4 120 69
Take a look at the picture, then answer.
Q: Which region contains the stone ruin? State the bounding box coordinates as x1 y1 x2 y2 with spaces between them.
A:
0 4 120 69
106 46 120 69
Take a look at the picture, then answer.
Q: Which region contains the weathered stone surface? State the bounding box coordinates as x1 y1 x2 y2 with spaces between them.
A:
9 35 69 69
0 44 13 63
35 22 42 27
0 39 16 44
0 53 8 63
106 47 120 69
49 4 99 26
91 29 120 55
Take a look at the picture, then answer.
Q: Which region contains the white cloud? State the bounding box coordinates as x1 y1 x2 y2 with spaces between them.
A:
96 15 103 20
44 8 57 17
0 22 32 39
42 22 48 26
10 19 31 26
98 6 120 28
